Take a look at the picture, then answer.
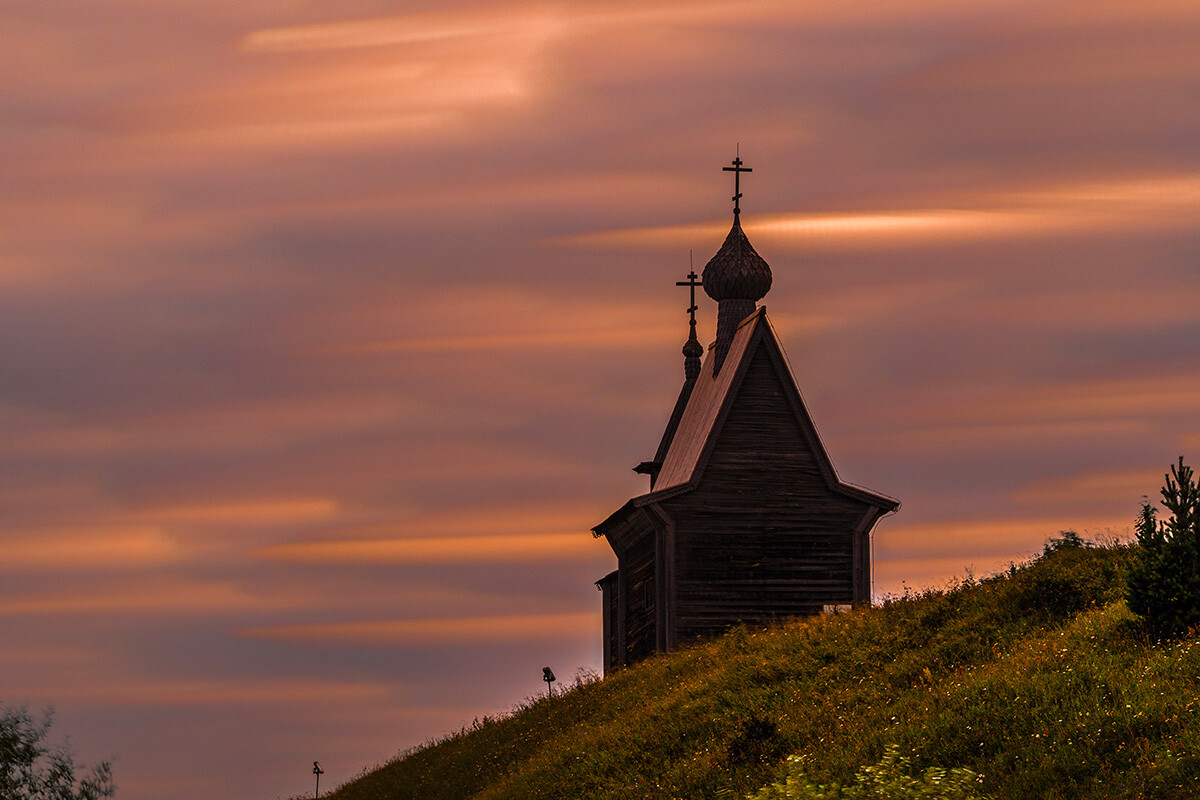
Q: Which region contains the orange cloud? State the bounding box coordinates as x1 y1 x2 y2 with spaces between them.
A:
981 375 1200 423
1014 469 1166 507
323 326 681 356
907 33 1200 89
130 0 1064 153
863 419 1150 456
2 393 421 459
136 5 570 152
5 677 394 708
255 533 601 565
295 503 617 547
855 373 1200 439
875 515 1131 562
241 0 1039 56
0 579 275 616
241 5 569 53
0 526 179 570
554 174 1200 251
311 286 673 356
382 504 603 537
240 612 596 644
132 498 339 527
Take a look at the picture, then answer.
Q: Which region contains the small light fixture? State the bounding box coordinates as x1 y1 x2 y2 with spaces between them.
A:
542 666 556 697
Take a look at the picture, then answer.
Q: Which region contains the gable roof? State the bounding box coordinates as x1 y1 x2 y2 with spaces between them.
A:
639 306 897 511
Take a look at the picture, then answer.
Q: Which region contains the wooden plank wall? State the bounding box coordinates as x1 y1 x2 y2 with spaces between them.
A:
623 531 657 665
597 572 619 672
664 346 870 643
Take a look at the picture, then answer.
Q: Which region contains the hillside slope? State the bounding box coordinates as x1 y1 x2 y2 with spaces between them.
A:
321 539 1200 799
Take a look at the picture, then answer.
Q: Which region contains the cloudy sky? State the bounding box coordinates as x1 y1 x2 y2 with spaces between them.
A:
3 0 1199 798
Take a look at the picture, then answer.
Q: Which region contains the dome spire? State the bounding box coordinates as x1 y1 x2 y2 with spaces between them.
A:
703 150 772 374
676 261 704 382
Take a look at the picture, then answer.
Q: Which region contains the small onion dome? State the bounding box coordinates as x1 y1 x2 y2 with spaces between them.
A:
682 335 703 359
701 217 772 302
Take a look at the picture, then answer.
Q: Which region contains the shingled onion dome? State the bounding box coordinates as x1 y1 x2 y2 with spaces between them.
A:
703 216 772 374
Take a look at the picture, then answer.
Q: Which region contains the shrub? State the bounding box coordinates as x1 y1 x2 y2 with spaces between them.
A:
0 705 114 800
1005 532 1124 622
744 745 988 800
726 715 788 766
1125 457 1200 637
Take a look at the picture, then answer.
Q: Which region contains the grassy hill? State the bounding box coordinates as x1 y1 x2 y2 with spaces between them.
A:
321 537 1200 799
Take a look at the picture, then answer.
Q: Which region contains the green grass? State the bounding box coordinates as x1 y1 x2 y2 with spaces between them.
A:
321 538 1200 800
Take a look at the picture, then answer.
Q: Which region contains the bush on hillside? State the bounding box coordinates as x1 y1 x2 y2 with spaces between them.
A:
1004 531 1125 622
1126 457 1200 637
743 745 987 800
0 705 114 800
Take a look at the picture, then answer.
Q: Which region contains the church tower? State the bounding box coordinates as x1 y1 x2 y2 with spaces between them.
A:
593 155 898 671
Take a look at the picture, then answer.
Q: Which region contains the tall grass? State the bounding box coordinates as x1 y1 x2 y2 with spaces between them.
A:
321 538 1200 800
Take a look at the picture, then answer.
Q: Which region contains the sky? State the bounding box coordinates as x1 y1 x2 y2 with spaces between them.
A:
2 0 1199 798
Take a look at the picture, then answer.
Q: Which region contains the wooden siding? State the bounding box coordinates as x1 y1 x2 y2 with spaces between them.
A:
663 343 869 643
593 308 895 668
597 571 619 672
596 507 660 669
622 531 657 666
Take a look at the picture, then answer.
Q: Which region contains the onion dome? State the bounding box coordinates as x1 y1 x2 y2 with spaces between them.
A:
703 216 772 375
701 217 772 302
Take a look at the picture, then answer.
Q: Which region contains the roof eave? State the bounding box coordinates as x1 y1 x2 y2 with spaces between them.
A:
832 481 901 513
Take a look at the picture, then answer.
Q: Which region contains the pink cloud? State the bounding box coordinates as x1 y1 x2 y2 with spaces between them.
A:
240 612 597 644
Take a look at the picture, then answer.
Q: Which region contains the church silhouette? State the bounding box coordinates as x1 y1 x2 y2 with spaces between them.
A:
594 156 898 671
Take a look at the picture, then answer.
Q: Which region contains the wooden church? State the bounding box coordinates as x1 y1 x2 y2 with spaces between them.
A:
593 157 898 671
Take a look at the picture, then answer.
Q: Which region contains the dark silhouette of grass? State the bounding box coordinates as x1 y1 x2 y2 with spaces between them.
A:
318 537 1200 799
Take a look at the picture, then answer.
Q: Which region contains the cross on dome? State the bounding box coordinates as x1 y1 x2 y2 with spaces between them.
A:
676 265 704 379
675 267 702 327
704 150 772 374
722 149 753 216
703 150 771 305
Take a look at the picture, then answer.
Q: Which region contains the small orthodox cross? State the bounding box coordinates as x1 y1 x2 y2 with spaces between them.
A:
722 149 753 216
676 266 702 327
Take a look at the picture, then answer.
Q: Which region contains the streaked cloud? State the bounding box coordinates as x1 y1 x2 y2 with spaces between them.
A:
7 676 395 708
255 532 599 565
0 579 272 617
863 419 1151 455
241 5 571 53
876 514 1131 562
1014 469 1166 507
131 498 339 527
136 5 571 150
2 0 1198 798
555 174 1200 251
240 612 596 644
0 526 179 570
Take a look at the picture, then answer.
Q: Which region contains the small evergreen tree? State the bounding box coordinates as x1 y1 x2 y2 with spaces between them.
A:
1125 457 1200 637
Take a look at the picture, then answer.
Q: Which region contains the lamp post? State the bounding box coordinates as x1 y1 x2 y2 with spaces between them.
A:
542 666 556 698
313 761 324 799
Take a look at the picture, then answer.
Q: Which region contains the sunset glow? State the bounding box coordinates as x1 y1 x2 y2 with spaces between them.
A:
3 1 1199 798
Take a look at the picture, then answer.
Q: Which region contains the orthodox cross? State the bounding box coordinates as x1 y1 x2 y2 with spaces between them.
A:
676 266 702 327
722 151 753 216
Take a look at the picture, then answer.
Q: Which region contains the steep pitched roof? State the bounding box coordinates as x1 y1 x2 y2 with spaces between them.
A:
651 309 759 490
631 305 897 511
